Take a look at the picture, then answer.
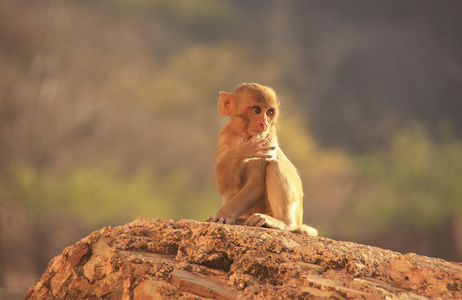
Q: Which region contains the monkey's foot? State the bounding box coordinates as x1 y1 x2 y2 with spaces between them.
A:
245 213 318 236
296 224 318 236
244 213 281 229
244 213 266 227
206 216 235 225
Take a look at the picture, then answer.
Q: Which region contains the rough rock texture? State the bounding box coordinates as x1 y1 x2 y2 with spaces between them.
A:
25 217 462 299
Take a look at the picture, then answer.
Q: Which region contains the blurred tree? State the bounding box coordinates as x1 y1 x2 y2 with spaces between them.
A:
156 0 236 40
0 161 220 228
342 124 462 260
138 42 281 119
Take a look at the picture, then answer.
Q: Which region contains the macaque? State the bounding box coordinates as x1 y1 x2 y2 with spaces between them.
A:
207 83 318 236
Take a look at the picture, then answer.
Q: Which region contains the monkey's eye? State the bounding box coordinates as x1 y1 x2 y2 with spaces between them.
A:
267 109 275 117
252 106 261 114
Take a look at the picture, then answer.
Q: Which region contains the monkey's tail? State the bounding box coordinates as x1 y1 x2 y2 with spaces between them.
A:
295 224 318 236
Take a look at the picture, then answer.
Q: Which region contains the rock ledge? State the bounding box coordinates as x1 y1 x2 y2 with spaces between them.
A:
25 217 462 299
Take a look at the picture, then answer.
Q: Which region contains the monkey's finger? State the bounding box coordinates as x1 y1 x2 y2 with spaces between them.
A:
244 214 259 226
247 213 268 227
250 133 266 143
254 217 267 227
249 134 260 141
212 216 233 224
252 147 276 157
260 146 277 151
261 138 273 146
208 216 227 223
254 147 277 159
244 217 253 226
254 138 270 146
207 216 218 222
253 153 273 159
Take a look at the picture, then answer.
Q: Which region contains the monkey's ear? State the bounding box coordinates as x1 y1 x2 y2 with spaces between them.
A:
218 92 235 116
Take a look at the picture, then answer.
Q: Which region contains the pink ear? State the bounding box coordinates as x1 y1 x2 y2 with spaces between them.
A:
218 92 234 116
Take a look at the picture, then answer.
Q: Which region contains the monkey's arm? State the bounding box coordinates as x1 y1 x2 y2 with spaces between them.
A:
214 148 245 196
210 160 267 224
215 134 275 196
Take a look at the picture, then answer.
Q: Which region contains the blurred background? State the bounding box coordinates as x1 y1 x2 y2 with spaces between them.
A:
1 0 462 294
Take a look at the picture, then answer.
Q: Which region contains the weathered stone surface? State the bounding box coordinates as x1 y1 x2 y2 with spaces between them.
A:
82 238 114 282
25 217 462 299
168 269 237 300
133 280 162 300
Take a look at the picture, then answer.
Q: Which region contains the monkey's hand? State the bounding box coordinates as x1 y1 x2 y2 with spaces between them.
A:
236 134 277 161
260 137 278 161
206 215 235 225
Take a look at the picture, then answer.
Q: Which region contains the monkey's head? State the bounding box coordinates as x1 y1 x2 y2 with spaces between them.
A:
218 83 279 138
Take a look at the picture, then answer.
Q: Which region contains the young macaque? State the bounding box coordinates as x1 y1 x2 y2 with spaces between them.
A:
207 83 318 236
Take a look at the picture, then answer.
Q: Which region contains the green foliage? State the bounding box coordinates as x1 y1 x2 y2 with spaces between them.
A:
278 112 352 175
138 42 281 119
156 0 236 38
159 0 235 24
348 125 462 232
0 162 219 228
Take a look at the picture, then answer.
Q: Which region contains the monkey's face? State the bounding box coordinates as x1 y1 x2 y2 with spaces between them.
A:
240 99 277 137
219 83 279 138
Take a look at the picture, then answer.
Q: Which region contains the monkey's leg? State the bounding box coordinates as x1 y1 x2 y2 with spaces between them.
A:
265 156 304 230
264 159 318 236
